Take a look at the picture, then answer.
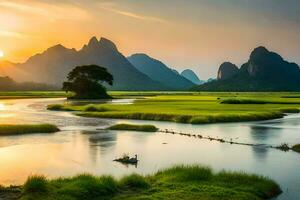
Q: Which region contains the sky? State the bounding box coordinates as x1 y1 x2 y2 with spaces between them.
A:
0 0 300 79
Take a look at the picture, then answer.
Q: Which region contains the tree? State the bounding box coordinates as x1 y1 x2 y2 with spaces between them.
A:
63 65 113 99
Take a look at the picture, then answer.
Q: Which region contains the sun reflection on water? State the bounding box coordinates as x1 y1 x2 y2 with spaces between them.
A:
0 103 5 111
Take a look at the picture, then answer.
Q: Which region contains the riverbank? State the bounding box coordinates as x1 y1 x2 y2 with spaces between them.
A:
47 93 300 124
14 165 281 200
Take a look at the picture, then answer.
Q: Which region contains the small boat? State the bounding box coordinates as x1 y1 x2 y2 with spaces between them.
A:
114 154 138 164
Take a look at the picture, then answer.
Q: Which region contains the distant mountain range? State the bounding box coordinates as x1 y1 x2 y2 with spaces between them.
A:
0 37 204 91
193 46 300 91
128 54 195 90
181 69 204 85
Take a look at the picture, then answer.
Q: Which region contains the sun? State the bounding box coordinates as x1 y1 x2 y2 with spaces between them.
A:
0 50 4 58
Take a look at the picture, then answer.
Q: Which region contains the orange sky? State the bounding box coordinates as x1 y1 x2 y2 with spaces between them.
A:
0 0 300 79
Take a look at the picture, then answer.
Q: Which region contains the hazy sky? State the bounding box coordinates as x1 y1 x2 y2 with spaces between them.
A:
0 0 300 79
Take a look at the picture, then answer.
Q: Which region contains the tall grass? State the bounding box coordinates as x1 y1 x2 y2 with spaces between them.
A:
23 175 48 193
0 124 59 136
20 165 281 200
79 112 284 125
119 174 150 189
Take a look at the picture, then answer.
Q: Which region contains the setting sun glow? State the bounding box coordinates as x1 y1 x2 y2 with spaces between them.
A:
0 50 4 58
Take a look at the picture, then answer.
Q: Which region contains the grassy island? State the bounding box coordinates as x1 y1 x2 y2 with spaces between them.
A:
18 165 281 200
108 124 158 132
47 92 300 124
0 124 60 136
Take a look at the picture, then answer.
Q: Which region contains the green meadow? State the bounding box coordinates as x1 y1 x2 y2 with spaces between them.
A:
48 92 300 124
20 165 281 200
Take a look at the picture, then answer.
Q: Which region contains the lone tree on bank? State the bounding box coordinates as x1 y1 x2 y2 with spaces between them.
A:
63 65 113 99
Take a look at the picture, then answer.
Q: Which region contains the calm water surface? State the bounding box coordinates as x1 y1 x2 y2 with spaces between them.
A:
0 98 299 200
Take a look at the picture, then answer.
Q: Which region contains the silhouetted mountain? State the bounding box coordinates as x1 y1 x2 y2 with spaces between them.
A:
0 37 165 90
181 69 204 85
128 54 195 90
217 62 238 80
193 46 300 91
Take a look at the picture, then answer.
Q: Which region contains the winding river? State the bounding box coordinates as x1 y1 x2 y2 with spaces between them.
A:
0 98 299 200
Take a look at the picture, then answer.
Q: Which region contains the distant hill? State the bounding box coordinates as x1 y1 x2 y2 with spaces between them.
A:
181 69 204 85
0 76 57 91
0 37 165 91
193 46 300 91
128 54 195 90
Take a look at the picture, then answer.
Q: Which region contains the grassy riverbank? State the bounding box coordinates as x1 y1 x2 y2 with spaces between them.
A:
108 124 158 132
47 93 300 124
19 165 281 200
0 124 59 136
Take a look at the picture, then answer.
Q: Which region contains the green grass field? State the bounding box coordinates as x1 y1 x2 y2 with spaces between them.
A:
20 165 281 200
48 92 300 124
0 124 60 136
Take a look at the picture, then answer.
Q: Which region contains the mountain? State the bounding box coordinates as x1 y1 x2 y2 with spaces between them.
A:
181 69 204 85
128 53 195 90
0 37 165 90
193 46 300 91
217 62 238 80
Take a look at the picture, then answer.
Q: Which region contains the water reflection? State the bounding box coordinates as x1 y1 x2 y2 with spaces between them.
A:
251 146 269 161
250 125 282 142
0 103 5 111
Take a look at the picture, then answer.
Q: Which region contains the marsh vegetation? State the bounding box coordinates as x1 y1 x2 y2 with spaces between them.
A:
108 124 158 132
0 124 59 136
19 165 281 200
48 92 300 124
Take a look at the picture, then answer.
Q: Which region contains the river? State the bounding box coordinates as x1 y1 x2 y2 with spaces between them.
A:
0 98 299 200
